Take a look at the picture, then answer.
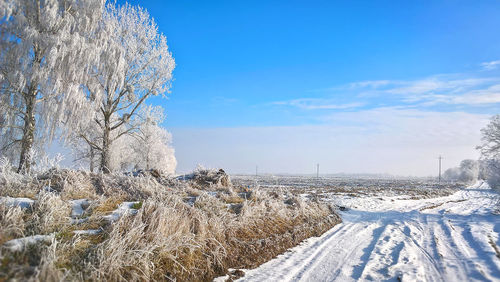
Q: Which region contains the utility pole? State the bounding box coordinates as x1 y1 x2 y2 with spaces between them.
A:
256 165 258 177
438 155 443 183
316 163 319 178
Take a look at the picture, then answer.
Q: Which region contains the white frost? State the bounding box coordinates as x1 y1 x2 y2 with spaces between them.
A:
103 201 140 222
73 229 102 235
3 234 54 252
70 199 90 218
0 196 34 209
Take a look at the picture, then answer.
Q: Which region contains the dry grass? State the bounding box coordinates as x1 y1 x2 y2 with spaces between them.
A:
92 196 127 214
0 205 25 245
220 194 246 204
0 169 340 281
419 199 467 211
488 234 500 259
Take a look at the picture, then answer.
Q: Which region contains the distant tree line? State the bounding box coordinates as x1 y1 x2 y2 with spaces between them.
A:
0 0 176 174
444 115 500 190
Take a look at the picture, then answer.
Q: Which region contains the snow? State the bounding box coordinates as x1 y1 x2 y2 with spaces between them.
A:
185 196 197 206
73 229 102 235
237 181 500 281
213 275 230 282
0 196 34 209
70 199 91 224
103 201 140 222
2 234 54 252
70 199 90 218
42 186 57 193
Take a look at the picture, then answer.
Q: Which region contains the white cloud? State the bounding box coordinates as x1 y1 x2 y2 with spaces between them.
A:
289 75 500 108
377 77 494 96
347 80 392 89
449 93 500 105
385 78 446 95
399 83 500 106
481 60 500 70
273 99 364 110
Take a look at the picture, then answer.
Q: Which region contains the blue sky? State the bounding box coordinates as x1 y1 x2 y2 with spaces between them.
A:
124 0 500 176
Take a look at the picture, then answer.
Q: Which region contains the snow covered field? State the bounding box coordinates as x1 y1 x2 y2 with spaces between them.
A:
236 180 500 281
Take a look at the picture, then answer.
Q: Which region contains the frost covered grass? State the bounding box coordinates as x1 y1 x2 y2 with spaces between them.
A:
0 168 339 281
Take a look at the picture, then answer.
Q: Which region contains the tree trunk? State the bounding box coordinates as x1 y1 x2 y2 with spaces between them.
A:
89 146 95 172
146 147 150 170
100 112 112 173
17 90 36 174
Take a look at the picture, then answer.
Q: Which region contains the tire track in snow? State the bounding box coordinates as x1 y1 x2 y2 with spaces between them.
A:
441 218 491 280
350 224 388 280
240 222 366 281
460 222 500 279
432 218 470 280
293 222 379 281
356 223 406 280
286 222 362 281
402 216 444 281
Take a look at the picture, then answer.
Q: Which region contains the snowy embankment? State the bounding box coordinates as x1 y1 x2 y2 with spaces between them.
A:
238 181 500 282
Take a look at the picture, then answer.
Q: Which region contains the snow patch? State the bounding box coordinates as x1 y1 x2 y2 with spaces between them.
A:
73 229 102 235
70 199 90 218
103 201 140 222
0 197 34 209
42 186 57 193
207 191 218 197
2 234 54 252
185 196 197 206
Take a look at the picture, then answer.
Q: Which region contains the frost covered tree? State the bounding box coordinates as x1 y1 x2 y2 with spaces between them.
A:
130 106 176 174
477 115 500 190
442 159 479 184
458 159 479 183
73 106 176 174
480 159 500 190
81 3 175 173
0 0 15 18
71 110 133 172
0 0 105 173
132 124 176 174
70 115 102 172
443 167 460 182
477 115 500 160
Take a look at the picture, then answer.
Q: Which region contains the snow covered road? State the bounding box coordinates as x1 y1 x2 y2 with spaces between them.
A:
239 182 500 282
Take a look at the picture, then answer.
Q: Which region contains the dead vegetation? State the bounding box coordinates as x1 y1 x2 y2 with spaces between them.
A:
419 199 467 211
0 168 340 281
488 235 500 259
233 175 460 200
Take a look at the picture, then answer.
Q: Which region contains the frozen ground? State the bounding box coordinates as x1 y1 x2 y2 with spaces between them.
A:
236 180 500 282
